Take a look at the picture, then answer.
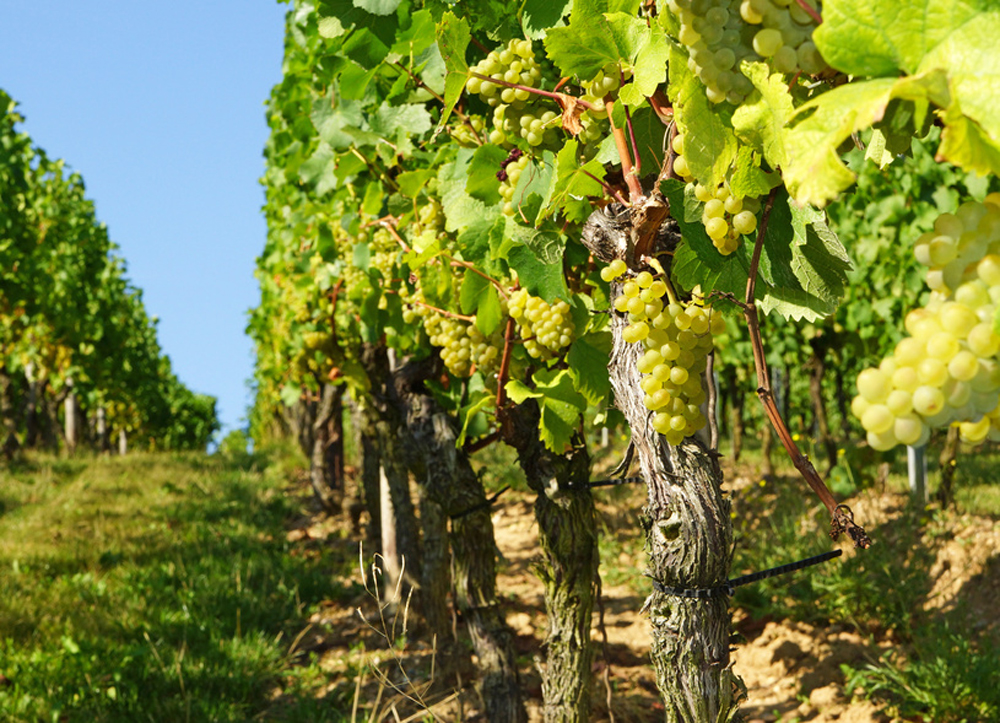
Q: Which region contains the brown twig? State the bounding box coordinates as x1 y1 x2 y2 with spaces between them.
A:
463 429 501 455
411 300 476 323
793 0 823 25
606 99 645 203
495 315 517 412
742 189 871 549
581 169 628 206
447 258 511 300
469 72 597 111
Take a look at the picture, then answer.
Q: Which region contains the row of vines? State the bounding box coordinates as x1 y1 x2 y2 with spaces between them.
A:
0 90 219 457
248 0 1000 720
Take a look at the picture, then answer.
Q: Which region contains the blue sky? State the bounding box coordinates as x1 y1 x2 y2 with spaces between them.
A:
1 1 289 438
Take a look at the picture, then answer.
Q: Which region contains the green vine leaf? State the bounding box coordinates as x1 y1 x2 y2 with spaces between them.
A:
567 331 612 407
435 12 470 127
732 61 793 171
666 41 736 190
814 0 983 77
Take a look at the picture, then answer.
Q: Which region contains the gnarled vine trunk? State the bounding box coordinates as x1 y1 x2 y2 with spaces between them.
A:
0 365 20 460
309 383 345 513
582 200 742 721
392 357 526 723
501 401 598 723
609 310 741 722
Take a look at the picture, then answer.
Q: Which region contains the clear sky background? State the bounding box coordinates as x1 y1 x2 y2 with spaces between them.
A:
1 1 290 439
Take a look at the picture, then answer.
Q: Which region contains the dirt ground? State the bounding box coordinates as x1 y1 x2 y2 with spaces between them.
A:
288 468 1000 722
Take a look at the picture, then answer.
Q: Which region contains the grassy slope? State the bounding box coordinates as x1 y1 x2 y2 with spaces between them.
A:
0 450 352 722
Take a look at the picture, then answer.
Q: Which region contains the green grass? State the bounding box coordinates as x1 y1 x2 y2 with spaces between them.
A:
0 450 353 722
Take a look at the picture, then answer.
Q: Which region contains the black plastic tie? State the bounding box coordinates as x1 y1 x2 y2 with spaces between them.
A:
450 485 510 520
649 549 843 599
568 475 644 490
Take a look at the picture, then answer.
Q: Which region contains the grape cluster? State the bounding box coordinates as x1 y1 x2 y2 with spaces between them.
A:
508 288 576 360
913 194 1000 294
604 260 725 445
451 115 487 148
402 286 503 378
667 0 825 106
853 198 1000 451
499 153 530 217
467 39 560 149
672 133 762 255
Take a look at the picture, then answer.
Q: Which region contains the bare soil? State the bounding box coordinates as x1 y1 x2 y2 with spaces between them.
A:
284 466 1000 722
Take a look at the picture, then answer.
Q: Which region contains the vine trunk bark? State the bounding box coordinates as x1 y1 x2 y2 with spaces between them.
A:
309 383 345 513
501 401 598 723
608 306 742 722
392 357 526 723
0 365 20 460
580 201 742 721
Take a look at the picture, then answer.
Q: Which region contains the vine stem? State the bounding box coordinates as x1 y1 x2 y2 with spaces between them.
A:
411 300 475 323
391 62 485 145
793 0 823 25
469 72 597 112
495 314 517 412
605 99 644 203
581 169 628 206
743 188 871 548
447 257 511 300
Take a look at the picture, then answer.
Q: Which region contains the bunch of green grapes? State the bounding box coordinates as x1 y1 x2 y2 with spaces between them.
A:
451 115 487 148
417 197 445 235
499 153 530 216
604 260 725 445
853 198 1000 451
425 313 502 377
369 227 401 279
667 0 825 106
467 39 561 149
402 285 504 378
508 288 576 360
672 133 762 255
912 194 1000 294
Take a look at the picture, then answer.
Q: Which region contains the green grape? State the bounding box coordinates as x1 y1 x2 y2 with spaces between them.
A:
861 405 894 435
752 28 783 57
912 386 946 416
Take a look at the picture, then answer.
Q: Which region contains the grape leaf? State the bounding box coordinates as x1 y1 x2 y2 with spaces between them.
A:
465 144 507 205
567 331 612 407
783 78 897 207
280 384 303 407
438 148 492 232
864 128 895 169
732 61 794 170
459 271 489 315
396 168 435 198
457 390 496 448
370 103 433 143
666 41 736 190
917 10 1000 151
729 146 775 200
435 12 470 127
533 368 588 452
353 0 400 17
522 0 572 40
814 0 983 77
391 8 437 56
541 139 606 222
507 369 588 452
758 196 853 322
505 243 568 302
